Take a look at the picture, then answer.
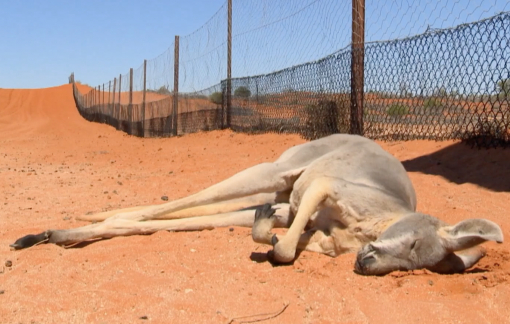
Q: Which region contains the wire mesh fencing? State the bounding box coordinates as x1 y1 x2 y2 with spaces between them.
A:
366 13 510 146
71 1 510 147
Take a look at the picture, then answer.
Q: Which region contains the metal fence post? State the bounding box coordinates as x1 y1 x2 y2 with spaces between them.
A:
226 0 232 129
129 68 133 108
118 74 122 110
173 36 179 136
350 0 365 135
143 59 147 136
112 78 117 117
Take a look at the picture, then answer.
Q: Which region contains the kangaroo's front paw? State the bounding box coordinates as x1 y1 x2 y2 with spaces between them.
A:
252 204 277 244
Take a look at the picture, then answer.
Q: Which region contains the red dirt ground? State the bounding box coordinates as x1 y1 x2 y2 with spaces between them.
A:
0 84 509 324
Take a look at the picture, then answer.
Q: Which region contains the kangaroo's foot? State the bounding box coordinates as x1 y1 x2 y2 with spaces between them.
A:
10 231 50 250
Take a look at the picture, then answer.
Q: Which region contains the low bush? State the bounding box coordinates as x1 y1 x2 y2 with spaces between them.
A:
387 103 410 116
423 98 442 109
209 92 223 105
234 86 251 98
304 100 339 140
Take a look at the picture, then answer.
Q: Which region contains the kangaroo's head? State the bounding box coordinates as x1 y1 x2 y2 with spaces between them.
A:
355 213 503 275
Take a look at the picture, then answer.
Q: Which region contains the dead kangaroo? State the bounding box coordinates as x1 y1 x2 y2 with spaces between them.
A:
11 134 503 275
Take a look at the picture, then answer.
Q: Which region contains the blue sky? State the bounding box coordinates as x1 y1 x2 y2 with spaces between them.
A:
1 0 508 90
0 0 225 89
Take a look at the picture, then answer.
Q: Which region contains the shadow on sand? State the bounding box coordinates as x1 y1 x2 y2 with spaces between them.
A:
402 142 510 192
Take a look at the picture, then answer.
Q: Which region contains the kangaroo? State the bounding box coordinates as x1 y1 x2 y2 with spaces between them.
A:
11 134 503 275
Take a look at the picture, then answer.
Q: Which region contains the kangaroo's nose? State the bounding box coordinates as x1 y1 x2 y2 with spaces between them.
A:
354 251 376 275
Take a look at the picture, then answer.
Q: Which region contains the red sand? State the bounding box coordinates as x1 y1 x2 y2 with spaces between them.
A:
0 84 509 323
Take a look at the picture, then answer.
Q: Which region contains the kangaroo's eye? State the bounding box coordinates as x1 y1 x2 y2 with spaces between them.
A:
410 240 419 250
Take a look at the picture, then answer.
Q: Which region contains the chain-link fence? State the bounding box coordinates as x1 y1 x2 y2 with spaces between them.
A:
71 1 510 147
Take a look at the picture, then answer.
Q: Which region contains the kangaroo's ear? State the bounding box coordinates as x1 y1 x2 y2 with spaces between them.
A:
427 247 486 274
438 219 503 252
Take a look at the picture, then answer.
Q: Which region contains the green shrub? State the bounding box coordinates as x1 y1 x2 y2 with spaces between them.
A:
209 92 223 105
154 86 171 95
387 103 410 116
304 100 339 140
497 78 509 99
185 94 207 100
423 98 442 109
234 86 251 98
335 99 350 133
